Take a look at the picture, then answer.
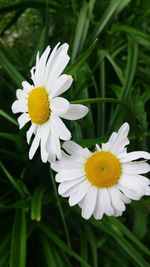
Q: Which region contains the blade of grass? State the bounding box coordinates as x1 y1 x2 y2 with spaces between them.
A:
67 39 97 76
0 109 18 126
0 161 25 197
50 169 71 249
71 2 89 61
84 225 98 267
108 217 150 256
108 38 138 132
31 186 46 221
88 0 123 41
0 50 24 87
38 222 92 267
91 219 149 267
10 209 26 267
98 51 106 137
40 235 58 267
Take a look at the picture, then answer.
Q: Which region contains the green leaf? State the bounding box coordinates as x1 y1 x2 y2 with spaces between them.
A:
71 2 90 61
40 235 58 267
84 226 98 267
91 218 150 267
112 25 150 49
0 109 18 126
0 49 24 87
10 209 26 267
0 161 26 197
89 0 126 41
38 223 92 267
133 203 148 240
109 37 138 131
107 217 150 256
105 53 124 84
66 39 97 76
31 186 46 221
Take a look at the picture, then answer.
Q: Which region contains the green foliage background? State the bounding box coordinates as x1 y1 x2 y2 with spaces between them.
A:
0 0 150 266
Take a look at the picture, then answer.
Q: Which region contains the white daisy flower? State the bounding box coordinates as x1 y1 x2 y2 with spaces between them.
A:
51 122 150 220
12 43 89 163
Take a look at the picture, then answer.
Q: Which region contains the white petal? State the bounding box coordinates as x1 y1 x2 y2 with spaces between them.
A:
29 128 41 159
119 191 131 204
44 43 60 87
18 113 30 129
50 126 61 161
46 136 56 163
69 180 91 207
26 124 37 144
133 175 150 186
22 81 33 93
56 169 84 183
51 115 71 140
110 123 129 155
117 184 142 200
12 100 28 114
100 189 114 216
122 161 150 174
51 155 84 172
81 186 97 220
63 140 91 158
35 46 51 87
49 74 73 99
62 179 87 198
46 43 70 87
102 132 117 151
96 144 101 151
16 89 27 99
61 104 89 120
118 122 130 137
93 190 104 220
58 177 84 195
109 187 126 212
40 124 49 163
50 97 69 116
120 151 150 162
119 174 145 193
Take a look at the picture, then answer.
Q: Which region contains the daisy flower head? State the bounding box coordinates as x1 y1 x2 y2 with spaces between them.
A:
51 122 150 220
12 43 89 163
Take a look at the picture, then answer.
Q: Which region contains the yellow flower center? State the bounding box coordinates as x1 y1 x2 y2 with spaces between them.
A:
84 151 121 188
28 87 50 124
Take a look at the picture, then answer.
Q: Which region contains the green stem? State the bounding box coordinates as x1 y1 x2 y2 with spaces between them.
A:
71 97 129 110
50 169 71 249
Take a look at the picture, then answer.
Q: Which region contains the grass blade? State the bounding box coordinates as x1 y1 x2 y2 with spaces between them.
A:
10 209 26 267
0 109 18 126
38 223 91 267
67 39 97 77
31 186 46 221
0 49 24 87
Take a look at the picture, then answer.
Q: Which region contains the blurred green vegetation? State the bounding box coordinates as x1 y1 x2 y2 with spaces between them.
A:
0 0 150 266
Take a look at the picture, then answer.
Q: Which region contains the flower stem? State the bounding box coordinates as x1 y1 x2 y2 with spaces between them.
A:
71 97 129 109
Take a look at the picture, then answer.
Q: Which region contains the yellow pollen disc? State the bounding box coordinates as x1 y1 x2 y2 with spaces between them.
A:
84 151 121 188
28 87 50 124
